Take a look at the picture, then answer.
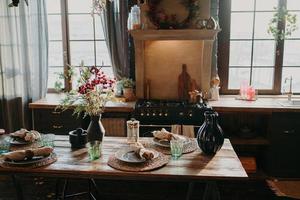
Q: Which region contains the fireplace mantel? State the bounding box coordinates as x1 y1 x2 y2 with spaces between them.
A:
129 29 220 41
130 29 220 100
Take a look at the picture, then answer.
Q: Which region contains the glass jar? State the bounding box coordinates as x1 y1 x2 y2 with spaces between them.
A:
127 119 139 143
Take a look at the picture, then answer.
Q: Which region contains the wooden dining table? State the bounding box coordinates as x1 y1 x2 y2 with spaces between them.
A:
0 136 248 200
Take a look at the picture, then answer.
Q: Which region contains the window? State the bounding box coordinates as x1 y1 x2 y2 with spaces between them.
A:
218 0 300 94
46 0 112 91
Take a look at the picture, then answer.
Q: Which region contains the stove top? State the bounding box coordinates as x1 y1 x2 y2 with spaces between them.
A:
134 99 212 125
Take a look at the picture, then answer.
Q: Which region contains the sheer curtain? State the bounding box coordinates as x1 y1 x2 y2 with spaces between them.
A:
101 0 129 79
0 0 48 132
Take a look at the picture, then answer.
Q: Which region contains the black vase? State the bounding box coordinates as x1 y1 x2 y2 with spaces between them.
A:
87 115 105 142
197 111 224 155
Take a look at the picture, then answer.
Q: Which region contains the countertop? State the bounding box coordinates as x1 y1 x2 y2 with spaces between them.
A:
29 93 300 113
29 93 135 113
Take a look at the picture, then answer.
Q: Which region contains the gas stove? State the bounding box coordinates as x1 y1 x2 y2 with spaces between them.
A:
134 99 212 125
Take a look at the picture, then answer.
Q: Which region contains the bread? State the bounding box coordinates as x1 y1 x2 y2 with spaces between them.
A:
131 142 155 160
3 150 26 161
31 147 53 157
10 129 27 138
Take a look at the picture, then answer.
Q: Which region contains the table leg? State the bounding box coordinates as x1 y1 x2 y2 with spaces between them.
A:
186 182 195 200
203 181 220 200
11 175 24 200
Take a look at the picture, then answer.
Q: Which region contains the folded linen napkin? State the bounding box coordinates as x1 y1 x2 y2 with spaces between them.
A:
131 142 154 160
153 128 186 141
2 146 53 161
10 129 41 143
182 125 195 138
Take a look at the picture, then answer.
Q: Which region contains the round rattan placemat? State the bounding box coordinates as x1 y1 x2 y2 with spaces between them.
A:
108 151 169 172
142 139 198 155
0 153 57 169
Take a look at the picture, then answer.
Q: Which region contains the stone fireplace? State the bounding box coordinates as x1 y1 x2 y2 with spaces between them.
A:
130 0 219 100
131 29 219 100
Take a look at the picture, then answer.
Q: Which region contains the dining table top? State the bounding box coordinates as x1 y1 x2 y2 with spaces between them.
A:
0 136 248 181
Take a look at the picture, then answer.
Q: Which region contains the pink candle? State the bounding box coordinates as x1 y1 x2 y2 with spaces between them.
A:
247 86 256 100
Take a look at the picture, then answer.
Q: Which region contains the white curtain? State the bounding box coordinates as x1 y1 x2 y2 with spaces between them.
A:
0 0 48 131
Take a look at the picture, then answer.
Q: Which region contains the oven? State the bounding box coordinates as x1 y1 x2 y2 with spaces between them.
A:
134 99 212 137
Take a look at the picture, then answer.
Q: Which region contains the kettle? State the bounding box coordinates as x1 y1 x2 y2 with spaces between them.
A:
69 128 87 149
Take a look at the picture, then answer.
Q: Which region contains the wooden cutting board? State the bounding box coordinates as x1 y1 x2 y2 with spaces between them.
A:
178 64 192 100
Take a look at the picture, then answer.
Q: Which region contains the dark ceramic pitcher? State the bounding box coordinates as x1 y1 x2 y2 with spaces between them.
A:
197 111 224 155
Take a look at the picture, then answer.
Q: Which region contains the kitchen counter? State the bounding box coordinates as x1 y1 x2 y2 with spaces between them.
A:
29 93 135 113
208 95 300 113
29 94 300 113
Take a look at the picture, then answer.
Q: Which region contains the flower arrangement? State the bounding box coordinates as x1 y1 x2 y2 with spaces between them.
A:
58 64 116 118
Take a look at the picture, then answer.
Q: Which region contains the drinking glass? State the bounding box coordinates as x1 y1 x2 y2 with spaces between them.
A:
170 139 184 160
0 137 11 154
40 134 55 147
87 141 102 161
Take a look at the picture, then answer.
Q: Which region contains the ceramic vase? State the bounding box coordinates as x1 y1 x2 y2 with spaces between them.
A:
87 115 105 142
197 111 224 155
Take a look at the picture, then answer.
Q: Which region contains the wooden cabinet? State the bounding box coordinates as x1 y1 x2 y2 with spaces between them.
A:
264 112 300 177
32 108 131 136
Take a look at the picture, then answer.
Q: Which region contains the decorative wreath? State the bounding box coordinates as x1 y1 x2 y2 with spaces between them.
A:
147 0 198 29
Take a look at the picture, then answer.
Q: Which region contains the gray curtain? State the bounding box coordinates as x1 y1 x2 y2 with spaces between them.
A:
101 0 129 79
211 0 219 77
0 0 48 132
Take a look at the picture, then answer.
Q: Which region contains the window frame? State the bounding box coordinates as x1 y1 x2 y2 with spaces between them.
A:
218 0 298 95
47 0 111 93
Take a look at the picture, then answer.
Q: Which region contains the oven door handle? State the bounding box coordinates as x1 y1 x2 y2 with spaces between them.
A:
139 124 172 128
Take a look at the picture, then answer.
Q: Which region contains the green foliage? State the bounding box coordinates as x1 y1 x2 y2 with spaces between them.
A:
119 78 135 88
268 7 298 41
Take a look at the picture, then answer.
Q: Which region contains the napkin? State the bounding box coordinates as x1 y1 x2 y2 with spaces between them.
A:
10 129 41 143
131 142 154 160
2 147 53 161
153 128 186 141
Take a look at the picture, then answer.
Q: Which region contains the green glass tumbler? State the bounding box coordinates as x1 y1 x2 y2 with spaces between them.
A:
170 139 184 160
87 141 102 161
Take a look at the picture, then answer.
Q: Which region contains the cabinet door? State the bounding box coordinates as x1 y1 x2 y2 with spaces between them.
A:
265 112 300 177
33 109 82 135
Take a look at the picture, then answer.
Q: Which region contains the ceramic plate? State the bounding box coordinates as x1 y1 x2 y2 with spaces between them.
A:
115 147 159 163
9 137 31 145
3 154 52 165
152 136 190 148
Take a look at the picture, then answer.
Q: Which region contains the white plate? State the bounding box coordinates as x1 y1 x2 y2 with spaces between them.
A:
9 138 31 145
115 147 159 164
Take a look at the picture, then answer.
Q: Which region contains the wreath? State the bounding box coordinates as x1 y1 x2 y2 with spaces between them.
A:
147 0 199 29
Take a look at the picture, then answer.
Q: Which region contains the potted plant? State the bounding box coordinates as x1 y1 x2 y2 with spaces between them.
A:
120 78 135 100
268 6 297 41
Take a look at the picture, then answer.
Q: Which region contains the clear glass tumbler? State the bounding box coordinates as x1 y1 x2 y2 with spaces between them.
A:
170 139 184 160
0 137 11 154
40 134 55 147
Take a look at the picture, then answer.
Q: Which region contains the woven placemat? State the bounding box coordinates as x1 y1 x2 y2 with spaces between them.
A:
0 153 57 169
142 139 198 155
108 152 169 172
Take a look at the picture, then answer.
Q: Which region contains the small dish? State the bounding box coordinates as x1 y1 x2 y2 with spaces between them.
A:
115 147 158 163
3 153 52 165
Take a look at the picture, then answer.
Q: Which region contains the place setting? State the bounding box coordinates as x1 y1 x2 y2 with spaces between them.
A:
0 129 57 169
107 142 169 172
143 128 198 156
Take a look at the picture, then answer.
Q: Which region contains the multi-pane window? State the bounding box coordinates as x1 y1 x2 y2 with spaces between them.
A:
228 0 277 90
282 0 300 93
46 0 112 90
219 0 300 94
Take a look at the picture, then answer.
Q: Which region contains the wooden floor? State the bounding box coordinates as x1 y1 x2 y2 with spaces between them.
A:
0 175 285 200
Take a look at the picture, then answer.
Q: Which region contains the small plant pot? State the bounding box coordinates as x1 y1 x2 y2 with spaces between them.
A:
123 88 134 100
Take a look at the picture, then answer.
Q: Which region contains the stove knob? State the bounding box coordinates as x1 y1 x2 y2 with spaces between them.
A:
164 113 168 117
146 113 150 116
189 113 193 117
159 113 162 116
140 113 144 116
152 113 156 116
179 112 184 116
